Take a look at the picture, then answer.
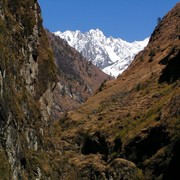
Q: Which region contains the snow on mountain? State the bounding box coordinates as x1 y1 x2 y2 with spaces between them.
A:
54 29 149 77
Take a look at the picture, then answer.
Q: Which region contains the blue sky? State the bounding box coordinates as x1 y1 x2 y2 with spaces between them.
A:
38 0 179 42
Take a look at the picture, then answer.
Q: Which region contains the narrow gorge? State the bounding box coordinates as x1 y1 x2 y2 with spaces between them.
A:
0 1 179 179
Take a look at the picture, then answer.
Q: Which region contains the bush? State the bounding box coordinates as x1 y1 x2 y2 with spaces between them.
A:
149 49 156 62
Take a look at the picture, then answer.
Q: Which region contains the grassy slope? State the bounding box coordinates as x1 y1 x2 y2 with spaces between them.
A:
58 3 180 179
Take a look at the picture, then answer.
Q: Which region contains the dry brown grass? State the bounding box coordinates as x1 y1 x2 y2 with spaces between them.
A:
57 5 180 178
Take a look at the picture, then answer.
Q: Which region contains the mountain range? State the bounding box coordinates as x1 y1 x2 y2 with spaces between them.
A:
55 29 149 77
0 0 179 179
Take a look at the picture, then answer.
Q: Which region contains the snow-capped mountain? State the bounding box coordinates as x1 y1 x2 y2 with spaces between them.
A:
54 29 149 77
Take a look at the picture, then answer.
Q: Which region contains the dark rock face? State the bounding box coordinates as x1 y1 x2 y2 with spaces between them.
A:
163 140 180 180
81 131 109 156
124 125 170 164
159 50 180 83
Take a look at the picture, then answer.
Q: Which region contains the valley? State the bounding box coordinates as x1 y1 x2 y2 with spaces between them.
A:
0 1 179 179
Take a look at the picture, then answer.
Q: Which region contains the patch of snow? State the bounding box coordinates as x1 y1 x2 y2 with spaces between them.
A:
54 29 149 77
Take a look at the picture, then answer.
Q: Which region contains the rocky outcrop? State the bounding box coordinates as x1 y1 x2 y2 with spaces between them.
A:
76 158 143 180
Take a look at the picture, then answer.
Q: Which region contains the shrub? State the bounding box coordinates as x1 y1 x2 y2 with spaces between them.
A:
149 49 156 62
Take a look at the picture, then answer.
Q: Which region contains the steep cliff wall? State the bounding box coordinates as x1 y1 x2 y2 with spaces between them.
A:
0 0 71 179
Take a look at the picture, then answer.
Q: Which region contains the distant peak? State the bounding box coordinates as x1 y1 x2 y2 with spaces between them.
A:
88 29 104 37
54 28 148 77
89 28 101 32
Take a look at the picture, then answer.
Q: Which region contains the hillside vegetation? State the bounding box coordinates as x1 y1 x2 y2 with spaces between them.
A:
57 3 180 179
0 0 179 179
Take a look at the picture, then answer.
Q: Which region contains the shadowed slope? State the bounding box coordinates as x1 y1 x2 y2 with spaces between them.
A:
47 31 112 118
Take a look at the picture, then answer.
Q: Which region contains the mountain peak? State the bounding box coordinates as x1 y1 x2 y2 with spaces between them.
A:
54 29 149 77
88 29 105 37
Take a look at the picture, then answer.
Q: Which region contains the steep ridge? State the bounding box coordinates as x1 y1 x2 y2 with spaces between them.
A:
57 3 180 179
0 0 76 179
47 31 112 118
55 29 149 77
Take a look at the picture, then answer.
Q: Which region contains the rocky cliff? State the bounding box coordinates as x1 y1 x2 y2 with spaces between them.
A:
0 0 73 179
